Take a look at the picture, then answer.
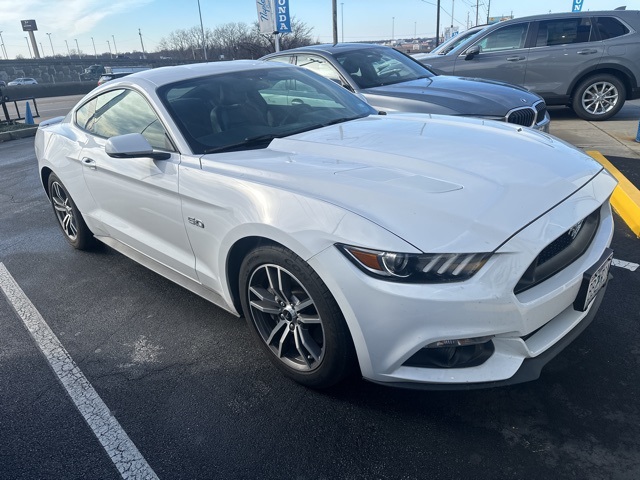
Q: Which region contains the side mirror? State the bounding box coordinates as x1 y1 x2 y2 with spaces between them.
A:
464 45 481 60
105 133 170 160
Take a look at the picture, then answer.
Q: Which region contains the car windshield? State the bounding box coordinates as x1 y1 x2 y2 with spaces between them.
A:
334 47 433 89
158 66 376 154
431 28 485 55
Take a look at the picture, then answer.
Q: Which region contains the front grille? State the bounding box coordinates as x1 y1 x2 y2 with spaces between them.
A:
514 208 601 294
534 101 548 125
506 107 536 127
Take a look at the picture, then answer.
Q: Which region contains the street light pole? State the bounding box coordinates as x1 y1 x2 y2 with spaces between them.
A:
75 39 82 59
111 35 118 56
0 31 6 59
392 16 395 42
25 37 33 58
91 37 97 59
47 33 55 56
65 40 71 59
197 0 207 61
107 40 112 59
138 29 146 59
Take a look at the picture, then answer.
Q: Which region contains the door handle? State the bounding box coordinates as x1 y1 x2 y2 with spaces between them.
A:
577 49 598 55
82 157 97 170
506 56 525 62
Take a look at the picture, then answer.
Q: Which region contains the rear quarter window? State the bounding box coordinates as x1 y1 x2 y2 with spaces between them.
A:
595 17 630 40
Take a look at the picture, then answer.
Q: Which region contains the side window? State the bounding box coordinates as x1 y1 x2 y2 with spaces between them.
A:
477 23 529 52
535 18 594 47
77 89 173 151
295 54 344 84
595 17 630 40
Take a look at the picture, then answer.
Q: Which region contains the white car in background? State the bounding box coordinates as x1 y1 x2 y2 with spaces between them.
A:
35 61 615 389
8 77 38 85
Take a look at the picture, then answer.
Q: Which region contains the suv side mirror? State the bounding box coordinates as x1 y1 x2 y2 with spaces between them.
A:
464 45 481 60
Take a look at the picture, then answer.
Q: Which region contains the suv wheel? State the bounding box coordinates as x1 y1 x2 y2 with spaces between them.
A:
572 74 626 121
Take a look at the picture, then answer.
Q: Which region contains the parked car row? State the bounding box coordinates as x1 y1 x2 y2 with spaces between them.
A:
261 43 550 131
414 9 640 120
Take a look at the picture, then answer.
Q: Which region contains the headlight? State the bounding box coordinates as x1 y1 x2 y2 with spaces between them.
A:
337 244 491 283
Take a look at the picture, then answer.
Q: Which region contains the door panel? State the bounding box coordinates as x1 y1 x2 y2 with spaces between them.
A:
524 18 604 96
453 22 530 86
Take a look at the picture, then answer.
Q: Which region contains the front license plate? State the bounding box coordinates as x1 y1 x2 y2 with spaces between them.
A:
573 248 613 312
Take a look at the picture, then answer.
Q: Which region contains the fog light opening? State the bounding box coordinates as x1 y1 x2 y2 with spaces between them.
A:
403 337 495 369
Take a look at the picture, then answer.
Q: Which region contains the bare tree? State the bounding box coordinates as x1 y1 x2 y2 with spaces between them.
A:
158 18 316 61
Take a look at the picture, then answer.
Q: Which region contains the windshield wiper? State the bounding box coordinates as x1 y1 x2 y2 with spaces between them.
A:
203 134 278 154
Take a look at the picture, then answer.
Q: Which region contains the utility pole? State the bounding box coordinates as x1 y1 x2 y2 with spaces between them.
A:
436 0 441 47
451 0 455 34
476 0 479 25
139 29 146 59
332 0 338 44
486 0 491 24
341 2 344 43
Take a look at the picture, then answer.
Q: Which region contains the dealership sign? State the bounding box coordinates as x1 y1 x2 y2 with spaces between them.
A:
572 0 583 12
21 19 38 31
256 0 291 34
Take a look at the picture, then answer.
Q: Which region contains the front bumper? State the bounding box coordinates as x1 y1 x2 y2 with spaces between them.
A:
308 178 615 388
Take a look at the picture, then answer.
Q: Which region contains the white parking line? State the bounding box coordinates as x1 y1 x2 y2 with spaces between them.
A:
0 263 159 480
612 258 639 272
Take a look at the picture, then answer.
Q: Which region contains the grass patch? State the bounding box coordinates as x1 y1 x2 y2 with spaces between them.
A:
0 122 37 133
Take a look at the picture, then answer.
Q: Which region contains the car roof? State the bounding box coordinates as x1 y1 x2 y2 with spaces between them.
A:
266 43 386 56
484 9 638 24
108 60 289 88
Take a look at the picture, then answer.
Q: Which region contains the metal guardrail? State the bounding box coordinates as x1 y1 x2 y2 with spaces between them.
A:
0 89 40 124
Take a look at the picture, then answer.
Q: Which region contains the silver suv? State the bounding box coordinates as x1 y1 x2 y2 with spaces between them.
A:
419 10 640 120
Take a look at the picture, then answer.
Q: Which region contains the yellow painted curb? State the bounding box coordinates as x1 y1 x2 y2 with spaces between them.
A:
587 150 640 237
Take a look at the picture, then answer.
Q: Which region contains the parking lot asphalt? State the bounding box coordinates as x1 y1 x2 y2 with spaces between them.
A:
1 105 640 479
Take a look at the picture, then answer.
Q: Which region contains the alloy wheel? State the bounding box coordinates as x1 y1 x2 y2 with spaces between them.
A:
50 181 78 241
581 81 619 116
247 264 325 371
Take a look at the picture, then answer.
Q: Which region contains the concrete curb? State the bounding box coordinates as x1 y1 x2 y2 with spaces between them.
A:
587 150 640 238
0 126 38 142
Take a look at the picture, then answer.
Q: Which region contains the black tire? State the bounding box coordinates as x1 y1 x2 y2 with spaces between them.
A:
47 173 97 250
239 244 357 388
572 74 626 121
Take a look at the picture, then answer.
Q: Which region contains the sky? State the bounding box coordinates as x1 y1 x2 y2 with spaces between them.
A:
0 0 633 59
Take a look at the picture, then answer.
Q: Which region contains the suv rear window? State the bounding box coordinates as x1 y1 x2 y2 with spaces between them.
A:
595 17 630 39
535 18 594 47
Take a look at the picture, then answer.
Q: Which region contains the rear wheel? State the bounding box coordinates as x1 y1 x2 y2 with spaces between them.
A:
47 174 97 250
572 74 626 121
239 245 356 388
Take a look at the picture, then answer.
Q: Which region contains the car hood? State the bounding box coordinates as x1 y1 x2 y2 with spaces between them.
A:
363 76 538 116
202 115 603 252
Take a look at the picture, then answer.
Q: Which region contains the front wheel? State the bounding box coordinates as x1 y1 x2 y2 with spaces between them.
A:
572 74 626 121
239 245 356 388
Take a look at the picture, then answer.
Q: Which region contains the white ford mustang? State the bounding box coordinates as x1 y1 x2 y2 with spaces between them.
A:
35 61 616 389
